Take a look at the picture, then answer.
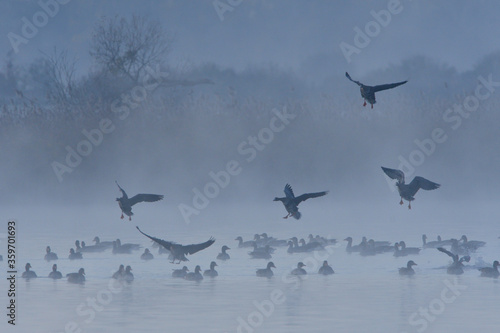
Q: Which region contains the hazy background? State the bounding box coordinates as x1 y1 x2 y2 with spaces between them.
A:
1 0 499 233
2 3 500 333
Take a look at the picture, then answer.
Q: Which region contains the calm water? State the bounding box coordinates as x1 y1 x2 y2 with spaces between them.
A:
1 204 499 333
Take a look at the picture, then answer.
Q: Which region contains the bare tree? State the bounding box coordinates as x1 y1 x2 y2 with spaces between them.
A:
26 48 78 110
90 15 172 83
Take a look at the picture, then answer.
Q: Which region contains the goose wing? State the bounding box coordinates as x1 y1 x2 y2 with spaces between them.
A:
295 191 329 205
115 181 128 199
381 167 405 183
437 247 457 261
372 80 407 92
129 193 164 206
182 237 216 255
407 176 440 197
345 72 362 86
136 227 174 251
284 184 295 199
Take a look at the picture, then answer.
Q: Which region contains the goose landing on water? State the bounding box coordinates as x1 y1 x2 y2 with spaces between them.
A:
115 181 163 220
381 167 440 209
136 226 215 263
273 184 328 220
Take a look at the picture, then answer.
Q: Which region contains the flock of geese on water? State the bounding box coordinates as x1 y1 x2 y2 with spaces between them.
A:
12 231 499 284
7 177 498 282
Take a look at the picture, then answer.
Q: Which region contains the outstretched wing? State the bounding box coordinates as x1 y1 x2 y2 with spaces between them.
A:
136 226 174 251
372 80 407 93
437 247 457 262
182 237 216 255
129 193 164 206
345 72 362 86
407 176 440 197
284 184 295 199
295 191 328 205
115 181 128 199
381 167 405 183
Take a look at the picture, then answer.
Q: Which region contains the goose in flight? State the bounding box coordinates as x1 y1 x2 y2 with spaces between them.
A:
381 167 440 209
345 72 407 108
115 181 163 220
274 184 328 219
136 226 215 263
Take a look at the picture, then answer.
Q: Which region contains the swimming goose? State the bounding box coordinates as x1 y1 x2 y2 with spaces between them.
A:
22 263 37 279
299 238 323 251
203 261 218 277
93 236 114 249
112 239 141 254
123 266 134 282
216 246 230 261
260 233 288 247
69 248 83 260
115 181 163 220
67 268 85 284
273 184 328 219
248 245 273 259
235 236 256 248
136 227 215 263
368 239 394 253
360 236 390 247
399 260 417 276
394 242 420 257
399 241 420 255
345 72 407 108
112 265 125 279
256 262 276 278
318 261 334 275
48 264 63 279
478 261 499 278
381 167 440 209
77 240 106 253
291 262 307 275
172 266 189 278
141 248 154 260
289 237 323 253
309 234 337 246
422 234 451 248
44 246 58 261
184 265 203 281
344 237 362 253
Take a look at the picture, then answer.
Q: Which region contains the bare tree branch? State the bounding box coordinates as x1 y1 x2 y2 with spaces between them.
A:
90 15 172 83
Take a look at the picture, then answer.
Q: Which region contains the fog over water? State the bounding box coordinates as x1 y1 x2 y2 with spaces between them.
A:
1 1 500 332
